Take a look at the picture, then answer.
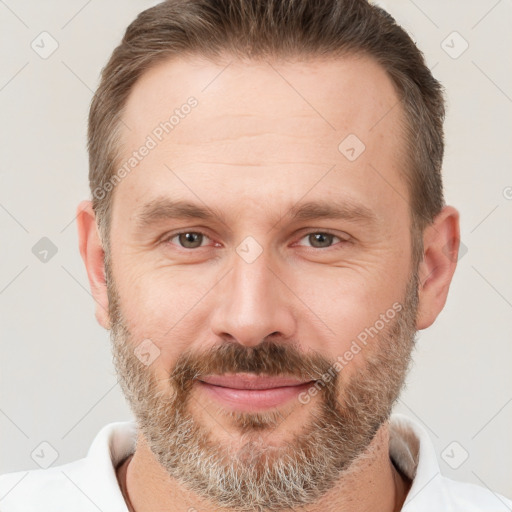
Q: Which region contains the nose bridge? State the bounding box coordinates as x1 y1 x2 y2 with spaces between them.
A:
210 243 296 346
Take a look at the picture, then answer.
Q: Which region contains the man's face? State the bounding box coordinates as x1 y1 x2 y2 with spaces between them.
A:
106 54 419 510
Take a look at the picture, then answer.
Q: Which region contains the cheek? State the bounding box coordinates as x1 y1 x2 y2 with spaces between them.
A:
117 262 207 323
111 239 409 378
114 266 218 366
287 266 406 361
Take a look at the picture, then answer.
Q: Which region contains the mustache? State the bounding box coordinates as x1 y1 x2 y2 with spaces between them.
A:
169 340 336 392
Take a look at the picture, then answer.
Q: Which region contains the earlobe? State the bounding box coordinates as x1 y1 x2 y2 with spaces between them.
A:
415 205 460 330
76 200 111 329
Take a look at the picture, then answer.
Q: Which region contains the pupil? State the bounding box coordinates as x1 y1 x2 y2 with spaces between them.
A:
181 233 201 248
311 233 332 248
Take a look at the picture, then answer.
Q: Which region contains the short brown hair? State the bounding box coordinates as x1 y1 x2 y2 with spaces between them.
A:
88 0 445 268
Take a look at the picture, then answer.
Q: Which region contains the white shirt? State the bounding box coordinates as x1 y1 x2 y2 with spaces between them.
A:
0 413 510 511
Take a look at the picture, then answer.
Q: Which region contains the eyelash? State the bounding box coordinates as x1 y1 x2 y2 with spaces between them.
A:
161 230 350 251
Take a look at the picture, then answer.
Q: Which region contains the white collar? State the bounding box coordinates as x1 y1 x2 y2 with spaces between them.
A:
3 413 509 511
83 412 442 510
388 413 442 509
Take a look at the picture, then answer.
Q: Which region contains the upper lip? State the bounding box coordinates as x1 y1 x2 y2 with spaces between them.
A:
199 373 313 390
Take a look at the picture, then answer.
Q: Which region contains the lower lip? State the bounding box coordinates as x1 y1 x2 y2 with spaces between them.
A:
196 380 314 412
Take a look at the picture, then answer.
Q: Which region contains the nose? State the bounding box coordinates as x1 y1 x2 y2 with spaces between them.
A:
210 249 297 348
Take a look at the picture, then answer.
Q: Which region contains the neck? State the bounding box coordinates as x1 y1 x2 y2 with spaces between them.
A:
117 421 411 512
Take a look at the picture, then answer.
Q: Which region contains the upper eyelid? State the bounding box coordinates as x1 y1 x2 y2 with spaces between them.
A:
293 231 350 248
164 230 213 247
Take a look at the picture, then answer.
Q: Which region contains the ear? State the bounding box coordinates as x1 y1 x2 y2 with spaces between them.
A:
415 205 460 330
76 200 111 329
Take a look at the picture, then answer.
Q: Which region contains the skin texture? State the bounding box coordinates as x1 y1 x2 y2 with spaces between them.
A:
77 53 460 512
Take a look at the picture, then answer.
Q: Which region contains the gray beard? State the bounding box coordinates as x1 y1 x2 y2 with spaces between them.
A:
107 266 418 512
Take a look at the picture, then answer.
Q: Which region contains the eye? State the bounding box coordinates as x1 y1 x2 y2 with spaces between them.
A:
165 231 211 249
162 230 349 251
296 231 347 249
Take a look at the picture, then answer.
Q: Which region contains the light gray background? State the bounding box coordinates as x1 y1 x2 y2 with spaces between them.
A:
1 0 511 502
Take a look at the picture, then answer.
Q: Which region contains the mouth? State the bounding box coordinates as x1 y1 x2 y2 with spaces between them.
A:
196 373 315 412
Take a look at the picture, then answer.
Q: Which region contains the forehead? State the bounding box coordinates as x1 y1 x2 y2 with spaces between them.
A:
114 53 408 225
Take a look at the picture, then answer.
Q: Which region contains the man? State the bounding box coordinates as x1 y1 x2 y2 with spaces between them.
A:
1 0 510 511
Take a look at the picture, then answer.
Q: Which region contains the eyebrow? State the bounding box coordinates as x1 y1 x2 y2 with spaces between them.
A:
134 197 378 230
287 200 377 224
